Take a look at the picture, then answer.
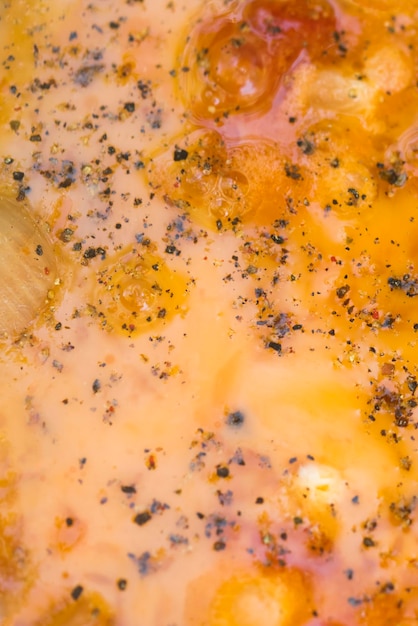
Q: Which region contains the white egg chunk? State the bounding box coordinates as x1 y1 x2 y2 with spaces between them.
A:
364 45 413 95
295 463 346 505
304 68 377 116
0 195 57 339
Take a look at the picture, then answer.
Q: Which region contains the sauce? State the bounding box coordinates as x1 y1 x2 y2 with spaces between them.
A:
0 0 418 624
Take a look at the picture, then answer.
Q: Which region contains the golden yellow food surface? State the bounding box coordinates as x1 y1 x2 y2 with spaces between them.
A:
1 0 418 624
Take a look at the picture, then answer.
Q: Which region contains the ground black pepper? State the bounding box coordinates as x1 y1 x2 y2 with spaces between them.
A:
71 585 84 601
226 411 245 427
121 485 137 494
267 341 282 353
363 537 375 547
216 465 230 478
133 511 152 526
173 146 188 161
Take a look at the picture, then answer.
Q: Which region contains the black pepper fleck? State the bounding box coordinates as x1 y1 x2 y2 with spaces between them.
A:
226 410 245 427
284 163 302 180
71 585 84 601
216 465 230 478
363 537 375 547
60 228 74 243
336 285 350 299
165 245 180 255
133 510 152 526
83 247 98 259
296 136 315 155
121 485 137 494
173 146 188 162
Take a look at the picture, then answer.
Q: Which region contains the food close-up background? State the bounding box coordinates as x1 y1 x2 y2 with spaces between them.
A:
1 0 418 624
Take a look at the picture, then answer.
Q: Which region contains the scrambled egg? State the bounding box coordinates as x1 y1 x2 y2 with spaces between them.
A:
0 0 418 624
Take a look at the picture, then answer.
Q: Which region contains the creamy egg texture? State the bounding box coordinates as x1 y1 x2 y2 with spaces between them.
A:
1 0 418 625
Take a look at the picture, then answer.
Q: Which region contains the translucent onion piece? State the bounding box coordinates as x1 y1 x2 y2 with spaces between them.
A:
397 123 418 166
0 196 57 339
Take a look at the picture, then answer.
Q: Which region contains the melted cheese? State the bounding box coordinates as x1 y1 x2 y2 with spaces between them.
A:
1 0 418 624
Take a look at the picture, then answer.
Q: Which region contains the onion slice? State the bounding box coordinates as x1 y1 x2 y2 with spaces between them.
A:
0 195 57 339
